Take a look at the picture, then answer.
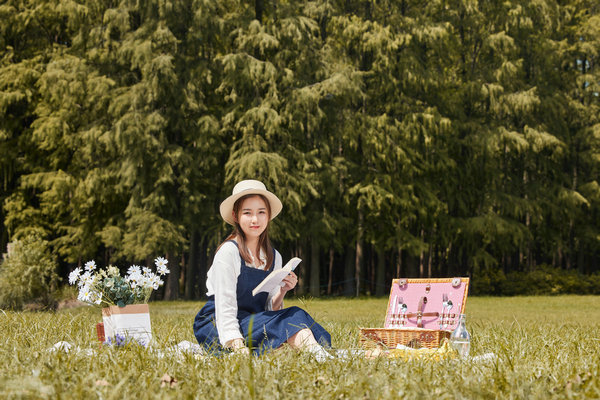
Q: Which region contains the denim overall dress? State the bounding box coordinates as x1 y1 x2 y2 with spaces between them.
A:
193 241 331 355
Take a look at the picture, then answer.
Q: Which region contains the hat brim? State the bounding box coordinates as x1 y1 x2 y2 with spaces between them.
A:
219 188 283 225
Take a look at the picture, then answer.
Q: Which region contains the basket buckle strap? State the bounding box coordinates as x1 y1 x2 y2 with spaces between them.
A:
416 312 440 328
404 312 440 319
406 297 441 327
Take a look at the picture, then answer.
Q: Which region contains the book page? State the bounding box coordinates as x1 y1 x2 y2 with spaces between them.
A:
252 257 301 296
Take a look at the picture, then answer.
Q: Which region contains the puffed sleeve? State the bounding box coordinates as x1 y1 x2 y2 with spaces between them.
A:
208 242 244 346
265 250 283 311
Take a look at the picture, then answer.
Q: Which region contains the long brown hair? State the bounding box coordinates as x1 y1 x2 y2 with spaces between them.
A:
220 194 274 270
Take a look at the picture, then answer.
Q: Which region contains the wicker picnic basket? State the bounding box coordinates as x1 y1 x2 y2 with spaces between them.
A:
360 278 469 349
360 328 451 349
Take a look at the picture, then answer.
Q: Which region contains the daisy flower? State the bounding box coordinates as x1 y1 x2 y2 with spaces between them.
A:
157 264 170 276
68 267 81 285
78 271 92 288
150 275 163 290
140 272 157 289
84 260 96 272
154 257 168 268
128 275 143 290
127 265 141 276
154 257 170 275
78 285 92 303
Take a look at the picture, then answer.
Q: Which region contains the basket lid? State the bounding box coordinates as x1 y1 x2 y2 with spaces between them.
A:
384 278 469 331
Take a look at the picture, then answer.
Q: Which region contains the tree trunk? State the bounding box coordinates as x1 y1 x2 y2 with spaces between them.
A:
419 228 425 277
296 241 306 295
185 230 199 300
567 164 578 270
375 247 386 296
578 246 585 274
523 170 532 271
319 16 328 42
427 244 432 278
396 247 403 278
343 245 355 296
445 242 453 276
197 238 209 299
355 209 364 296
255 0 263 23
406 253 418 277
164 253 180 300
369 245 375 294
310 238 320 297
0 209 4 257
327 247 334 295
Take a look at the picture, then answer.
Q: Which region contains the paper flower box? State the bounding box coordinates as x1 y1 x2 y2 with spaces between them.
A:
101 304 153 347
360 278 470 349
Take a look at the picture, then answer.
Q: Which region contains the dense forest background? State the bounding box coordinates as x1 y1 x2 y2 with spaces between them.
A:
1 0 599 299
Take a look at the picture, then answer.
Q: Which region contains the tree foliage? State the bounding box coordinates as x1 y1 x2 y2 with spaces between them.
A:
1 0 598 297
0 235 58 310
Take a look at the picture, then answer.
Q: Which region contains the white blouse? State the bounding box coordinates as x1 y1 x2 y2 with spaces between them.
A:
205 241 283 346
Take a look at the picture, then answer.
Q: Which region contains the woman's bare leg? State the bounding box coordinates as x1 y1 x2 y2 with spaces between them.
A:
287 328 318 349
287 328 332 361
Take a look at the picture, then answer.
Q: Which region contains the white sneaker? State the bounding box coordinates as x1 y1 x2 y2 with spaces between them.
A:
307 344 333 362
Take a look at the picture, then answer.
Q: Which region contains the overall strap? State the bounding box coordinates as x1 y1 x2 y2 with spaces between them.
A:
228 239 276 269
227 240 245 268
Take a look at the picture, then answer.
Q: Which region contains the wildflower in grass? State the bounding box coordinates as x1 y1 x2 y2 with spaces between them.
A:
68 267 81 285
105 333 127 346
104 333 147 347
115 334 126 346
142 267 152 275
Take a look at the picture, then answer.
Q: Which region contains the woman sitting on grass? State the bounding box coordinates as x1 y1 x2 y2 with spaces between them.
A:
193 179 331 360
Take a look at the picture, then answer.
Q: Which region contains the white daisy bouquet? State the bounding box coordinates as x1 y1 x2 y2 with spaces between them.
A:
68 257 170 308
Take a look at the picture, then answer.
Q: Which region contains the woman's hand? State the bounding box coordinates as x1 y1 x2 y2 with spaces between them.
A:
226 338 249 355
233 347 250 355
271 272 298 310
280 272 298 293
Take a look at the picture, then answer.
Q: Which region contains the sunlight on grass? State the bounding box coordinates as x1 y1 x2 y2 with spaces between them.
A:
1 296 599 399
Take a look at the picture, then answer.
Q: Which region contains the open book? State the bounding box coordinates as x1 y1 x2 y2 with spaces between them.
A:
252 257 302 296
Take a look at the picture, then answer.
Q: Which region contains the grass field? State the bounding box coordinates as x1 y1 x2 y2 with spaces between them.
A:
1 296 599 399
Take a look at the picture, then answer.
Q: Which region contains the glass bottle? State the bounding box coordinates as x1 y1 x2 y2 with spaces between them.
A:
450 314 471 358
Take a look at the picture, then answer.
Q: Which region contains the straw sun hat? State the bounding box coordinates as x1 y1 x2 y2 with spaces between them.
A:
219 180 283 225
